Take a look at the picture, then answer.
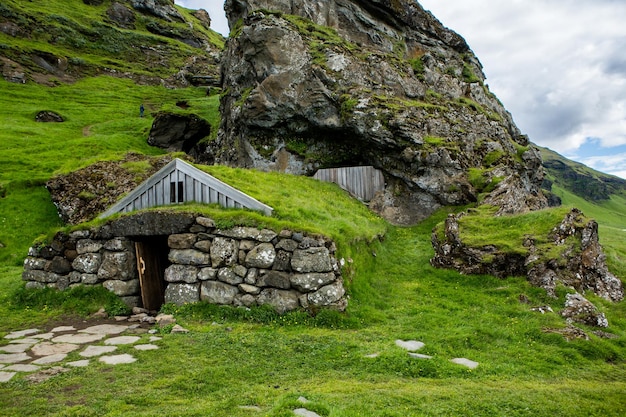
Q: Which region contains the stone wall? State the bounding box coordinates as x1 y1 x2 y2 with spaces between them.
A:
22 213 347 314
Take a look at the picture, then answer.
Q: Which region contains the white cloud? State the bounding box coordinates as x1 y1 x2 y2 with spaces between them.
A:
420 0 626 178
577 153 626 179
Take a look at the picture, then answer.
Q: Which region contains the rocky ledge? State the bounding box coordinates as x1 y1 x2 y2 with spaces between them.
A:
431 208 623 326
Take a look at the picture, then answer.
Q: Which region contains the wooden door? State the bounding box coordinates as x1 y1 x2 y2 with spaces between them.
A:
135 239 167 311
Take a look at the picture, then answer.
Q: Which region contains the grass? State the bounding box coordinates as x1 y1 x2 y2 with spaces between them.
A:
1 214 625 416
0 75 624 415
0 4 624 413
0 0 224 79
0 76 220 264
447 205 574 255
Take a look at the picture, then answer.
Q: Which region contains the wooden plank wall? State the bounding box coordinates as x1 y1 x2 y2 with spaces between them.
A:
100 159 274 218
313 166 385 201
119 171 246 214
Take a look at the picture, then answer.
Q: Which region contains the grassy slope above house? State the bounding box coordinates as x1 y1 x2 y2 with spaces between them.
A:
0 76 220 265
0 0 224 81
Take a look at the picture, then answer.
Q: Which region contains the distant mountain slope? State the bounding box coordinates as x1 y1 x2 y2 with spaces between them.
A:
540 146 626 202
0 0 223 86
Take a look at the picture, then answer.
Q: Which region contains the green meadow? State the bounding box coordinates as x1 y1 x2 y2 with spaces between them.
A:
0 75 625 416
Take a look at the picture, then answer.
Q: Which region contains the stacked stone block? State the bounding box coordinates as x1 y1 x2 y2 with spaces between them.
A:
162 223 346 313
22 214 346 313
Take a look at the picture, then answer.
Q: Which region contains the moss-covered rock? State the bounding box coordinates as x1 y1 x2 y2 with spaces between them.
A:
211 0 547 224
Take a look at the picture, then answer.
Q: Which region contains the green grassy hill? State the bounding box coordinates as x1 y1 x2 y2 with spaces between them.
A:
0 0 223 84
541 146 626 202
0 2 625 416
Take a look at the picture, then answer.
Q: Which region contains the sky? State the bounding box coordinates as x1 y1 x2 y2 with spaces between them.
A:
175 1 626 179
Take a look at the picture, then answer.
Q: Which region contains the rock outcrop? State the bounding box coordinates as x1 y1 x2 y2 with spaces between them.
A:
207 0 548 224
130 0 184 23
46 154 178 225
147 112 211 157
431 208 624 303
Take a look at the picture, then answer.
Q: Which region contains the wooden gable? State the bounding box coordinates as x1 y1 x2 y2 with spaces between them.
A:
313 166 385 202
99 159 273 218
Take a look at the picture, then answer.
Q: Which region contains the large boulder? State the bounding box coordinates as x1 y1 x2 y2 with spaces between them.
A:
106 2 136 29
560 293 608 328
35 111 64 123
193 9 212 30
130 0 184 22
207 0 548 224
147 112 211 158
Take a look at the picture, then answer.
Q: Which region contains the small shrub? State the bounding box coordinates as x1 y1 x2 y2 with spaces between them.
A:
77 190 96 201
285 139 308 156
408 56 425 81
340 94 358 120
424 136 445 146
483 150 504 166
445 66 457 77
462 62 481 83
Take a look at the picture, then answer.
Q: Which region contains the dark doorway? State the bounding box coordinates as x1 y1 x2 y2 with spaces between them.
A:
134 236 169 311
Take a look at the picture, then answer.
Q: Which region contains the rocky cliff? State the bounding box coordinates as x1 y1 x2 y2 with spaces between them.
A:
206 0 548 224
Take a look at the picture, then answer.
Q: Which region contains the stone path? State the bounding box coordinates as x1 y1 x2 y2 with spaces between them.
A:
0 319 163 383
365 339 480 369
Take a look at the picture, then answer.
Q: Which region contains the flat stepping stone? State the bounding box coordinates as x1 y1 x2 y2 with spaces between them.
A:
5 364 39 372
52 333 105 344
0 344 32 353
104 336 140 345
51 326 76 333
294 408 322 417
67 360 90 368
134 344 159 351
79 324 129 335
0 352 31 364
364 353 379 358
99 354 136 365
32 353 67 365
80 345 117 358
149 336 162 342
450 358 479 369
31 342 79 356
31 333 54 340
9 338 40 345
408 352 433 359
0 371 16 382
5 329 40 339
395 340 425 351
